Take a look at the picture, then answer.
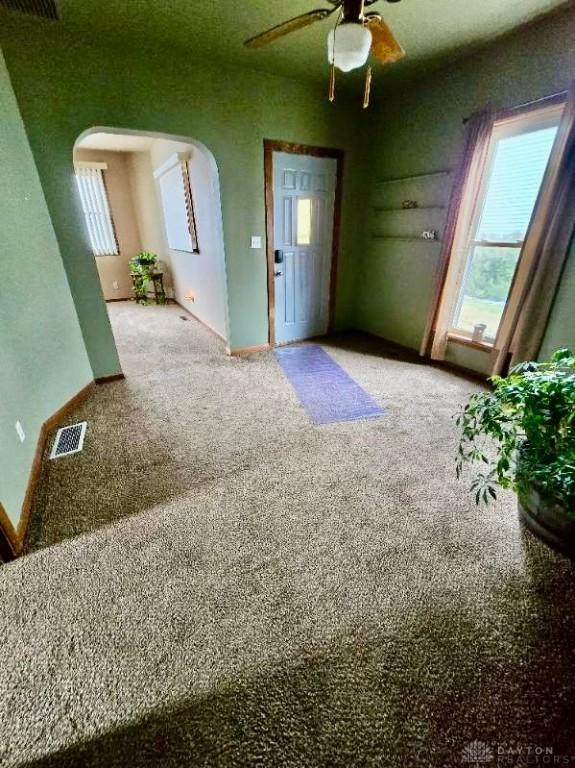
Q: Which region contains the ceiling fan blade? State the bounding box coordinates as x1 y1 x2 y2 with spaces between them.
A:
245 8 336 48
366 16 405 65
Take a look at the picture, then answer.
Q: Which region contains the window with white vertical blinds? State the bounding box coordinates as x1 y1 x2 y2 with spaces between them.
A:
74 164 118 256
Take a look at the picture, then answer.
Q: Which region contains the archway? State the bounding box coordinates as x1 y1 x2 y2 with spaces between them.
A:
72 127 230 373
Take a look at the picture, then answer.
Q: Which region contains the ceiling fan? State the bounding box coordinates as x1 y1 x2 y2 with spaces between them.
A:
245 0 405 107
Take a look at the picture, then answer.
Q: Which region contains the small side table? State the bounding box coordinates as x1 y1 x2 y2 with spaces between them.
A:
150 272 167 305
131 272 166 305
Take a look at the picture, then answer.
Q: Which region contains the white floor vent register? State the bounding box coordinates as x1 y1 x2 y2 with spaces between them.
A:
50 422 88 459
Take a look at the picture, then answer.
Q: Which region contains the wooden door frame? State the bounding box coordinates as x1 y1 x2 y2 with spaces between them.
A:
264 140 344 347
0 503 18 562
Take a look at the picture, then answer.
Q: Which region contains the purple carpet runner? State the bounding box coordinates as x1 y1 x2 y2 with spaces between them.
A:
274 344 385 425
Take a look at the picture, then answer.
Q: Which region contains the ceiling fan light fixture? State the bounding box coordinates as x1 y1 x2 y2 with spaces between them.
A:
327 22 372 73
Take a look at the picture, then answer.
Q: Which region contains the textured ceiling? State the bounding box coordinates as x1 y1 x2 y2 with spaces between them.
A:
5 0 573 91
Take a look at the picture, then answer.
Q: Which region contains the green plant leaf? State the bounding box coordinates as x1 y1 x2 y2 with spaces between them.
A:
455 348 575 509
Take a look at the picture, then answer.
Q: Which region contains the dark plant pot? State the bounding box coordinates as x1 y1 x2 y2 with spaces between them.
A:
518 482 575 560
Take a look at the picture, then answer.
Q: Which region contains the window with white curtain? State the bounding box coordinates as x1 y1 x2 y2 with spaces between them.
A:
74 163 119 256
450 105 562 342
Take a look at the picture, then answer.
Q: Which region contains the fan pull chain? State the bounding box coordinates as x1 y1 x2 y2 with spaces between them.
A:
328 9 340 104
363 66 372 109
329 61 336 102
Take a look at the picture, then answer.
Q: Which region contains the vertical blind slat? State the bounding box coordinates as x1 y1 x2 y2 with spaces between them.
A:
77 172 101 254
87 170 108 254
87 169 109 254
80 172 104 254
94 169 117 253
74 167 118 256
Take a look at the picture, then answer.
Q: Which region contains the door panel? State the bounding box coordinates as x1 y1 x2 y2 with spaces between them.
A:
282 197 293 245
284 251 295 325
273 152 337 344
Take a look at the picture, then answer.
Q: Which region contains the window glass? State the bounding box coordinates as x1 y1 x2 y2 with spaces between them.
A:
454 246 521 339
476 126 558 242
451 113 560 342
296 198 313 246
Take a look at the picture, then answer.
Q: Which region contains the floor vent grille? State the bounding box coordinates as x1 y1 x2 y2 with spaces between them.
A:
50 422 87 459
0 0 59 20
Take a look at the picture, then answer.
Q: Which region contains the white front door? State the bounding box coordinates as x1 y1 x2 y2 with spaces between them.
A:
272 152 337 345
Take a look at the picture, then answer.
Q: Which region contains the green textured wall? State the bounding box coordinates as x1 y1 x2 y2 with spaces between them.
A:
539 234 575 360
356 8 575 371
0 22 369 375
0 50 92 528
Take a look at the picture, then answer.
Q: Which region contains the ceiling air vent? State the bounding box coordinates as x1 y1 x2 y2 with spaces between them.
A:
50 422 87 459
0 0 59 21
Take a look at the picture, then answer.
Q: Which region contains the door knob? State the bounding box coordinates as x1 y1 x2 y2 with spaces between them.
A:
274 270 282 277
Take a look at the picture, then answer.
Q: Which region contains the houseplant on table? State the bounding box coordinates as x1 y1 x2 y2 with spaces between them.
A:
456 348 575 557
129 251 158 304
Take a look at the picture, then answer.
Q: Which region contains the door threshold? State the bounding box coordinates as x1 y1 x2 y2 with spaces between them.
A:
273 334 329 348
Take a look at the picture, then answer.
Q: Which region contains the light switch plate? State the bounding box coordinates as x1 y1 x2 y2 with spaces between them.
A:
250 236 262 249
15 420 25 443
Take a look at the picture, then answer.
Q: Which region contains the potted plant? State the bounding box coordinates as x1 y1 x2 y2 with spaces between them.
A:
129 251 158 304
456 348 575 557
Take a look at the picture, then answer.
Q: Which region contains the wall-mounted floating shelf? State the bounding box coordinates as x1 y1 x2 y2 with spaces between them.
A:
376 170 450 186
371 209 445 240
371 171 451 213
370 169 452 240
372 205 446 213
370 235 442 243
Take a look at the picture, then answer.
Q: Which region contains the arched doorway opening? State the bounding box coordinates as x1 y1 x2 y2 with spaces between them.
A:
72 127 230 373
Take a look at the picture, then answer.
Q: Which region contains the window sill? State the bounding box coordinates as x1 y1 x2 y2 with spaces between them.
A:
447 332 493 352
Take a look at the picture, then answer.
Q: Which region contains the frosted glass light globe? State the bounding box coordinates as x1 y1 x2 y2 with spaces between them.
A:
327 23 372 72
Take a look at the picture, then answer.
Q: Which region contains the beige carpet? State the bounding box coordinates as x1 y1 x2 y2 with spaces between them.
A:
1 301 575 767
